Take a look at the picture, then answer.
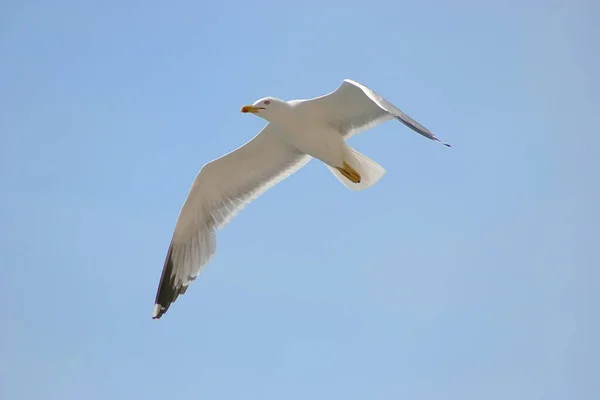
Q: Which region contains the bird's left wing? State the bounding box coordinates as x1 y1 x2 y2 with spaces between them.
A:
293 79 450 146
153 123 311 319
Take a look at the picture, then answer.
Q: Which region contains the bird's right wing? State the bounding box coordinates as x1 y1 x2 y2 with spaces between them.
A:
153 123 311 319
294 79 450 146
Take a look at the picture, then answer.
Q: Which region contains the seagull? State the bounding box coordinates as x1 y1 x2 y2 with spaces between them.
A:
152 78 450 319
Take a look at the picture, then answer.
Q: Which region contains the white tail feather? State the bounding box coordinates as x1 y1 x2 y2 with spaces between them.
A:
326 148 386 190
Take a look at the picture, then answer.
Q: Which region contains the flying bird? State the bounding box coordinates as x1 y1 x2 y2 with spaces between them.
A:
152 79 450 319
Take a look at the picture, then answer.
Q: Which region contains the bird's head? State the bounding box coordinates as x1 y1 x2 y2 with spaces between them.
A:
240 97 288 122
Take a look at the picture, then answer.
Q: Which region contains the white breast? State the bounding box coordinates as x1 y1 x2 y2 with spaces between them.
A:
276 103 346 168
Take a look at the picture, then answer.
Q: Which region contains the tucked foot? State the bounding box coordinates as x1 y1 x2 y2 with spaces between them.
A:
335 161 361 183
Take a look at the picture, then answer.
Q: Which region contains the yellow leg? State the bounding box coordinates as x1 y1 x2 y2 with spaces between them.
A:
335 161 361 183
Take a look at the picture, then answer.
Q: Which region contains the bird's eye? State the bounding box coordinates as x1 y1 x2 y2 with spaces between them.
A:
263 100 271 105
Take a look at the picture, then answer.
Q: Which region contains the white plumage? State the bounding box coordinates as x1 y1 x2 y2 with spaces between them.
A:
152 79 450 319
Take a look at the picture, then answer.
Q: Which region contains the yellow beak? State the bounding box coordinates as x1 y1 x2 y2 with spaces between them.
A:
240 105 264 114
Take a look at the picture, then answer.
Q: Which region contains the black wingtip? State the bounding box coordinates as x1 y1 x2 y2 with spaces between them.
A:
434 137 451 147
152 304 166 319
152 243 187 320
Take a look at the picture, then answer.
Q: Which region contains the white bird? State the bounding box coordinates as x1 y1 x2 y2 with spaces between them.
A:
152 79 450 319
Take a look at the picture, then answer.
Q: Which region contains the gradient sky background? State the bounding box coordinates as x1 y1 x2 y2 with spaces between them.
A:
1 1 598 399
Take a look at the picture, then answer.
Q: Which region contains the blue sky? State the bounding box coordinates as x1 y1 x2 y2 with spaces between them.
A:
1 0 598 399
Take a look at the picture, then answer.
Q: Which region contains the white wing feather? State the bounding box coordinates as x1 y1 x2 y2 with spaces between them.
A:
293 79 450 146
153 123 311 318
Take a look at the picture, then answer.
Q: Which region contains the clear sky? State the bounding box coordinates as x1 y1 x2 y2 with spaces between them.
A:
1 0 598 399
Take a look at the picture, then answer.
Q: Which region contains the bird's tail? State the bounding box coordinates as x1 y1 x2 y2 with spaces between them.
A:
326 147 386 190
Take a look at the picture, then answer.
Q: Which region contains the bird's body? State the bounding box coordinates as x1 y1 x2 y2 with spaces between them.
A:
262 101 347 169
152 79 450 319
